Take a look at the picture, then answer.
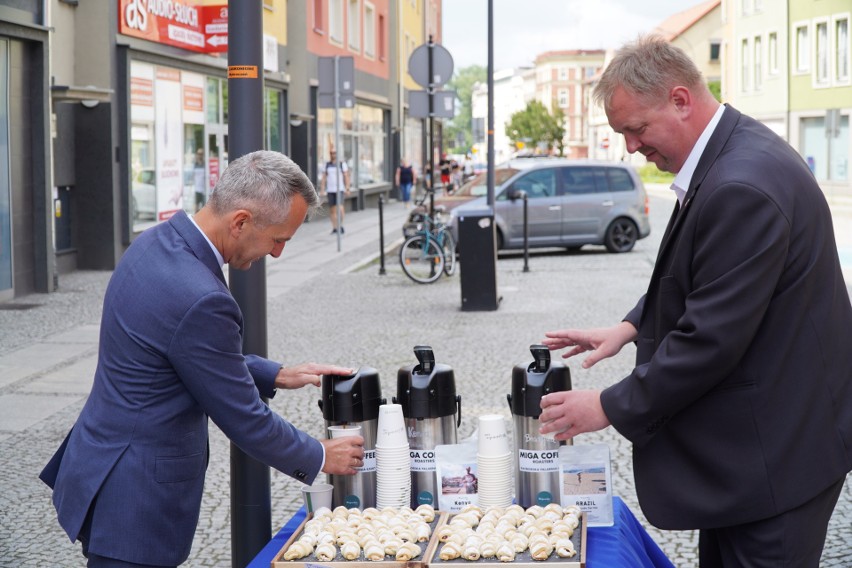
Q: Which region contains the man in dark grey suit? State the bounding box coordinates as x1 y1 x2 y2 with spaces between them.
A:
41 151 365 567
538 36 852 567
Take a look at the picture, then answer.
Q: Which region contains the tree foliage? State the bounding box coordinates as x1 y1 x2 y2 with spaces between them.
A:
506 101 566 155
444 65 487 153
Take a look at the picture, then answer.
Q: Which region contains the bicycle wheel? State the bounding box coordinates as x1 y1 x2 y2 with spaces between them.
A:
438 228 457 276
399 234 445 284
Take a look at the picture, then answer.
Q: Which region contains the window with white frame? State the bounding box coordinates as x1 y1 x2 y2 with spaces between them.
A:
329 0 344 44
768 31 778 75
795 23 809 73
754 35 763 90
741 0 752 16
816 20 829 85
836 16 850 83
558 89 568 107
348 0 360 51
364 2 375 58
559 67 568 81
741 38 750 92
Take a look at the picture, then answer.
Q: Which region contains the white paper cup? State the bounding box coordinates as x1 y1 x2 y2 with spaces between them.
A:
301 483 333 513
328 424 363 439
376 404 408 447
478 415 510 456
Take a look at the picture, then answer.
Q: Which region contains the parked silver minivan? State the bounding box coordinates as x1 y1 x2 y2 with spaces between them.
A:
448 159 650 253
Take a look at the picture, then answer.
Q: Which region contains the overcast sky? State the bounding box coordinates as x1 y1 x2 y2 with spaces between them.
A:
441 0 699 71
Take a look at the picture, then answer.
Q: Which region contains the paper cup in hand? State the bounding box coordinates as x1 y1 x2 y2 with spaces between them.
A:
328 424 363 439
301 483 333 513
478 414 510 456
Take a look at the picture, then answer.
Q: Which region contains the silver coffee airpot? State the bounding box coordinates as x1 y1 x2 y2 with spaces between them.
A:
507 344 572 508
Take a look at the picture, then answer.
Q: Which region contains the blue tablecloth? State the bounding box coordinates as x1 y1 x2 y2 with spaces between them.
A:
247 496 674 568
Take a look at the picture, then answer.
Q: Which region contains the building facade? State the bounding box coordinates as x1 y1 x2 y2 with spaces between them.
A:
0 0 439 299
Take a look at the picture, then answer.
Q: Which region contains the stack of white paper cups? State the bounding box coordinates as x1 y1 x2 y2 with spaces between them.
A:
476 414 513 508
375 403 411 508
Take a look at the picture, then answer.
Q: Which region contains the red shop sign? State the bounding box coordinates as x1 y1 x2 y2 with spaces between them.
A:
119 0 228 54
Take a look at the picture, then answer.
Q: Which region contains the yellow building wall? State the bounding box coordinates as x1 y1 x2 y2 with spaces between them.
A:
261 0 287 45
402 0 424 90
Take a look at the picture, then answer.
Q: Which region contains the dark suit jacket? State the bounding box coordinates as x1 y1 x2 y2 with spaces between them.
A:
601 106 852 530
40 211 323 565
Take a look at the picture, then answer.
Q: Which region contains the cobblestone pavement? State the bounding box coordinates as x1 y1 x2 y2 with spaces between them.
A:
1 191 850 567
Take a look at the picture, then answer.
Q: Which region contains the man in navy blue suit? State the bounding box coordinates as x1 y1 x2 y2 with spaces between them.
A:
539 37 852 567
41 151 365 567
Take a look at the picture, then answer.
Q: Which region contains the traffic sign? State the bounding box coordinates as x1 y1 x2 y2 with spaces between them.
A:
408 43 454 88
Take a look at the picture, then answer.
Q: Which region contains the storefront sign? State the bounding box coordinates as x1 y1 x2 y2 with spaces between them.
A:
119 0 228 54
155 66 184 221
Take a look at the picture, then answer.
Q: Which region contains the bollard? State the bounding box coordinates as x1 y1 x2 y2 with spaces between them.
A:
522 191 530 273
378 195 386 275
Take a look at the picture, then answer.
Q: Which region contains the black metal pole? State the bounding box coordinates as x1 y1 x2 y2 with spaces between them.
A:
428 35 435 218
486 0 495 207
523 193 530 272
378 195 386 275
227 2 271 567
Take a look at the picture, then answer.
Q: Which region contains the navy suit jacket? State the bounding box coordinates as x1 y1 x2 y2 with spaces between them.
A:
601 106 852 530
40 211 323 565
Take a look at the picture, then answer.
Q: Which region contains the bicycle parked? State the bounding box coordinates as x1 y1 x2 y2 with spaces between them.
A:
399 191 457 284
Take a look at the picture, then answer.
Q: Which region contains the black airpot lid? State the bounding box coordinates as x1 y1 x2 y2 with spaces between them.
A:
508 344 572 418
395 345 458 419
318 366 384 423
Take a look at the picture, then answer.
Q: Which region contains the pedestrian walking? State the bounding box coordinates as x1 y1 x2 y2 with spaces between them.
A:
538 36 852 568
319 148 351 234
395 157 417 209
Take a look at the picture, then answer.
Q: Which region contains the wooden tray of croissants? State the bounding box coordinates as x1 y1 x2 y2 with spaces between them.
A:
271 503 585 567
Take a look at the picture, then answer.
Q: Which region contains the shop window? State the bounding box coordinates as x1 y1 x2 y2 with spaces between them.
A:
264 88 282 152
801 115 849 181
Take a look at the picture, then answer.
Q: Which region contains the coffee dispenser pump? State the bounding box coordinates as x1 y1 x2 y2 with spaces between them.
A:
394 345 461 508
318 367 385 509
507 344 572 508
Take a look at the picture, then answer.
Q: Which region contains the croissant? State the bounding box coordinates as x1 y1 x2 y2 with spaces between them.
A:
563 506 582 517
529 540 553 561
414 504 436 522
496 542 516 563
561 515 580 530
283 540 312 560
414 523 432 542
436 525 456 541
461 544 481 561
439 542 463 561
554 538 576 558
341 540 361 561
364 541 385 561
544 503 563 514
479 540 497 558
395 541 421 561
383 538 404 556
526 505 544 518
314 542 337 562
394 528 416 542
509 532 529 553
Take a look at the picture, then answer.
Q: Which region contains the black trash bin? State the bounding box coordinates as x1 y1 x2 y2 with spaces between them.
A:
458 205 500 311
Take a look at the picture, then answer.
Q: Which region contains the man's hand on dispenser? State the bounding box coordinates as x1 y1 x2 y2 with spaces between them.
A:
320 436 365 475
275 363 354 389
541 321 638 369
539 390 610 441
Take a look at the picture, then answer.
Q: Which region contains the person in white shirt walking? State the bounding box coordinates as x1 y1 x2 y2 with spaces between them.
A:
319 149 351 234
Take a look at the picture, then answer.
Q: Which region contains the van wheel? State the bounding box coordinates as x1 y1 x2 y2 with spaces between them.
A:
604 218 638 253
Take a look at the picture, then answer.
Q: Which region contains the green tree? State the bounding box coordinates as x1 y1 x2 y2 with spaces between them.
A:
444 65 486 153
506 101 565 154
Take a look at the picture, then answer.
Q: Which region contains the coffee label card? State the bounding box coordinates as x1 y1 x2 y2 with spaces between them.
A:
559 443 613 526
435 441 479 513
